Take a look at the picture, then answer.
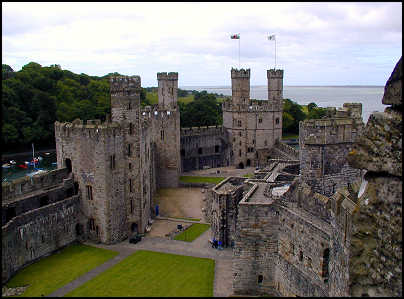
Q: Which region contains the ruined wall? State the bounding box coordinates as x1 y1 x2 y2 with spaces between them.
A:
180 126 229 172
233 188 280 295
2 168 70 202
346 57 402 297
2 196 80 283
207 177 245 247
2 171 75 226
299 112 364 197
275 198 331 297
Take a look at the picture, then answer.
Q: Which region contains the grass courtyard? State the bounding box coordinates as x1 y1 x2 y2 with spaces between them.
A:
65 250 215 297
5 243 118 297
174 223 211 242
179 176 225 184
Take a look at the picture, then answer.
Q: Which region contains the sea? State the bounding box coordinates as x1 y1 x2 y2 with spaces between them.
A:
2 86 385 183
181 85 385 124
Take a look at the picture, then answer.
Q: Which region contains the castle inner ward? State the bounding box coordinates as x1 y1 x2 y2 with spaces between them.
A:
2 58 401 297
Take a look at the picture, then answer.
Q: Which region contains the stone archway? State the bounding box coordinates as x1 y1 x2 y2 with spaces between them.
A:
238 162 244 169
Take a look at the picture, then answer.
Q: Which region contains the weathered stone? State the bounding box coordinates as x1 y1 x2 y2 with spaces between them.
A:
347 109 402 177
382 57 402 106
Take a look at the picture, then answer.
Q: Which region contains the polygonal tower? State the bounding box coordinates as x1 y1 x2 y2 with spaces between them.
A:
153 72 181 187
267 69 283 143
157 72 178 109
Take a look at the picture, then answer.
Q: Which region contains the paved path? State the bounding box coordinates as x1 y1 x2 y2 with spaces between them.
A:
47 227 233 297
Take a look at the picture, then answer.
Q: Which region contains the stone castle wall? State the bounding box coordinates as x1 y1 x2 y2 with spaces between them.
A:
233 186 279 295
180 126 230 171
55 120 127 244
2 196 80 283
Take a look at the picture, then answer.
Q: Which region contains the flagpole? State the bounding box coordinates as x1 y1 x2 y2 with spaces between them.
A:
238 34 240 68
274 38 276 70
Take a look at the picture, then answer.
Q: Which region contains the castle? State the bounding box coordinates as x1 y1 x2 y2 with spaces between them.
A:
2 58 401 297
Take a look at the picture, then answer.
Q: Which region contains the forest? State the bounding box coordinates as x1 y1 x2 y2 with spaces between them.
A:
2 62 326 153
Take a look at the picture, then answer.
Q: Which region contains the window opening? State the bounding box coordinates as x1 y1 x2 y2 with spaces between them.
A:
86 185 93 200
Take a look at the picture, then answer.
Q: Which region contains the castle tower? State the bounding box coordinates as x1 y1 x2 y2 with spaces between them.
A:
299 104 365 197
223 68 284 168
110 76 141 123
153 72 181 187
157 72 178 109
231 68 250 106
267 69 283 144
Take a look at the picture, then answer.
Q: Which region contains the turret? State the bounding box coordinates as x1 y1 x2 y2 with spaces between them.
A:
267 69 283 102
157 72 178 109
231 68 250 105
110 76 141 123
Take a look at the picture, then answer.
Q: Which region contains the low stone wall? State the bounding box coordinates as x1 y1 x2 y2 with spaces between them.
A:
2 196 80 284
179 182 216 188
2 168 70 202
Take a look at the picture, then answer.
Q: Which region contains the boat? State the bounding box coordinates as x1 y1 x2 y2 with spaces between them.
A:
2 163 11 169
27 169 46 177
9 160 16 165
18 164 28 169
45 152 51 156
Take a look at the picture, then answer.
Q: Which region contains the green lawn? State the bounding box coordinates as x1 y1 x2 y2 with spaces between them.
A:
178 95 195 104
174 223 211 242
169 216 201 221
6 243 118 297
179 176 225 184
282 133 299 140
65 250 215 297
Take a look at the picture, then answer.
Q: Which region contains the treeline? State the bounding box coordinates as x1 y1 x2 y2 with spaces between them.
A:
2 62 325 152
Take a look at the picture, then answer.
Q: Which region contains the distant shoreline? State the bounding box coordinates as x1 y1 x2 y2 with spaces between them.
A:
180 85 384 89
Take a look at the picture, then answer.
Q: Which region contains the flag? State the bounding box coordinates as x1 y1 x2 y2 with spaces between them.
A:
230 33 240 39
268 34 276 41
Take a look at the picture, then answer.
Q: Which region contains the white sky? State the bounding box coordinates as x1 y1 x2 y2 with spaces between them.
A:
2 2 402 86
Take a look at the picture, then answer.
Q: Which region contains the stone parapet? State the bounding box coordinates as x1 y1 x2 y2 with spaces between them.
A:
110 75 141 96
231 68 250 78
157 72 178 80
267 69 284 79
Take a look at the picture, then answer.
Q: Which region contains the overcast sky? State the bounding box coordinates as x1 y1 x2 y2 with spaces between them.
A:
2 2 402 86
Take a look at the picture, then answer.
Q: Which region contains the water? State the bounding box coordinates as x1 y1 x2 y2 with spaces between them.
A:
2 151 57 183
181 85 385 123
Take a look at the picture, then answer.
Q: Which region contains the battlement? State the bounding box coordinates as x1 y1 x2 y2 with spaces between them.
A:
55 119 122 140
222 99 282 112
267 69 284 79
324 103 362 119
157 72 178 80
110 75 141 95
180 125 225 136
231 68 250 79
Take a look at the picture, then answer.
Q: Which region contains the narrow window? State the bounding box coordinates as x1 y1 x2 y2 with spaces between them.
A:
322 248 330 279
161 130 165 141
110 154 115 169
253 139 255 144
129 163 132 170
258 275 263 284
290 243 294 255
86 185 93 200
299 250 303 262
129 123 133 135
130 199 134 214
128 102 132 110
42 235 45 243
129 178 133 193
198 148 203 155
264 140 268 146
275 117 280 125
239 131 242 136
259 118 262 123
89 218 95 231
215 145 220 153
239 149 242 157
128 144 131 156
181 149 185 156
